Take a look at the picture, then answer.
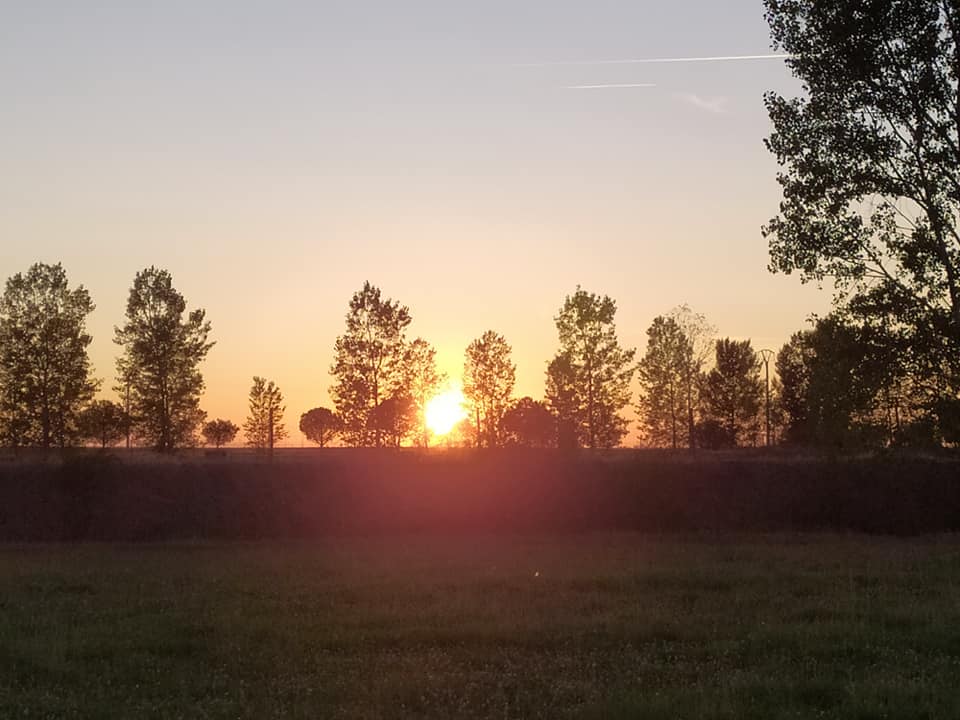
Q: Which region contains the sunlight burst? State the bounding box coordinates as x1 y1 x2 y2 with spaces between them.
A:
424 387 468 437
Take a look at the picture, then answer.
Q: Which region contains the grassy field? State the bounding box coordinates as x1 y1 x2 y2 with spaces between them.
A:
2 535 960 719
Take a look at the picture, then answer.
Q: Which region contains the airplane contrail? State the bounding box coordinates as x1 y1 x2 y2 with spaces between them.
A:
524 53 792 67
567 83 657 90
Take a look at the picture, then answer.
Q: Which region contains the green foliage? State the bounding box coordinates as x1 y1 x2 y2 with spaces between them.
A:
114 267 213 451
298 407 342 447
637 316 693 448
829 321 891 446
547 288 635 449
775 331 814 444
501 397 556 448
243 377 286 450
399 338 446 447
702 339 763 447
776 318 897 449
329 282 412 447
763 0 960 398
77 400 130 449
545 353 581 450
463 330 516 448
0 263 97 448
201 418 239 448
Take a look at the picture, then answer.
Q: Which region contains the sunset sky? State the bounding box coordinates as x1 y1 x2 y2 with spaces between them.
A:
1 1 829 444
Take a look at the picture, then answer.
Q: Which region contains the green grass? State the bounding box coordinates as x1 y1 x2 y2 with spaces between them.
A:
2 534 960 719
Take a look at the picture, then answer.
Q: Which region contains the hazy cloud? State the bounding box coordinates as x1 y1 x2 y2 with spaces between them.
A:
674 92 729 114
524 53 791 67
566 83 657 90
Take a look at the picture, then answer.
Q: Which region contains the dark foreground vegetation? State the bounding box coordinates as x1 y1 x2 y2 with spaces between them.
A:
1 450 959 541
3 534 960 719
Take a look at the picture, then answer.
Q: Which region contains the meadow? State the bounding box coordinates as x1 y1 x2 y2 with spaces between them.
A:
3 533 960 719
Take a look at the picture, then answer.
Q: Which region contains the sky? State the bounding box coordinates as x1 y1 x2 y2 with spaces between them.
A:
0 1 830 444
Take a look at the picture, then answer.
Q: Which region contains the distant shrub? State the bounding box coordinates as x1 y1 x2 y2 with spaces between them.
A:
695 420 732 450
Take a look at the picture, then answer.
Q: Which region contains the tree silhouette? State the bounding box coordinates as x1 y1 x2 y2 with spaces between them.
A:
202 418 238 448
0 263 97 448
399 338 446 447
776 331 815 445
244 377 286 450
637 316 694 448
545 353 581 450
702 339 763 447
115 268 213 452
501 397 556 448
668 304 716 448
935 396 960 444
463 331 516 448
694 418 730 451
78 400 130 449
764 0 960 408
330 282 411 447
368 394 416 448
777 318 893 448
549 288 635 449
444 416 476 448
299 407 343 447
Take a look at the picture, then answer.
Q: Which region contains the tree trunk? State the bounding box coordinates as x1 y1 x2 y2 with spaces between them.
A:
373 376 381 448
670 381 677 450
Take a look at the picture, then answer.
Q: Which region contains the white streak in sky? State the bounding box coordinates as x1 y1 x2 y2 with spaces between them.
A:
567 83 657 90
525 53 792 67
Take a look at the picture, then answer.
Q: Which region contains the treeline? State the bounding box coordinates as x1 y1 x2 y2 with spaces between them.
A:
0 263 957 453
757 2 960 448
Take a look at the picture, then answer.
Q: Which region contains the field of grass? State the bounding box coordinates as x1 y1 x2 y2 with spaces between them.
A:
2 534 960 719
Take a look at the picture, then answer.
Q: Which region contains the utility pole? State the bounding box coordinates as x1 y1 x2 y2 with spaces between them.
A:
758 349 775 447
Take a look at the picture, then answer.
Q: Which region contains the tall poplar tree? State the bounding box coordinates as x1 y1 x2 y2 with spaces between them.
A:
463 330 516 448
114 267 213 451
637 316 694 448
545 353 581 450
668 304 716 448
702 339 763 447
329 282 411 446
400 337 446 447
0 262 97 448
243 377 286 450
548 288 635 449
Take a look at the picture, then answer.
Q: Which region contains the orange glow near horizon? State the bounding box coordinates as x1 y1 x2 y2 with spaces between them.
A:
1 1 836 450
424 386 469 438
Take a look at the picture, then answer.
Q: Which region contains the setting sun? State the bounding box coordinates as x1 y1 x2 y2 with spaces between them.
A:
424 387 468 437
